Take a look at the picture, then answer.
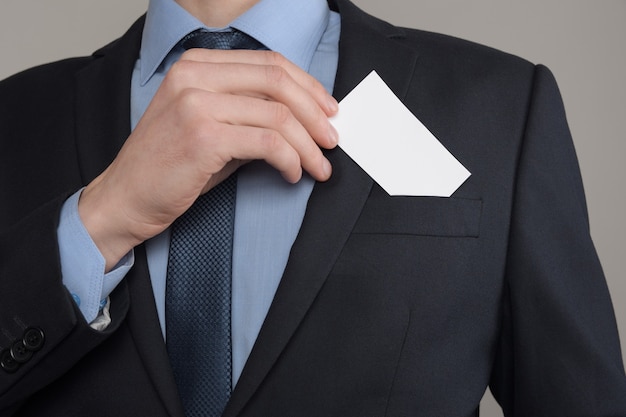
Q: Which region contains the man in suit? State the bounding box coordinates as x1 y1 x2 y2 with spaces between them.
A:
1 0 625 415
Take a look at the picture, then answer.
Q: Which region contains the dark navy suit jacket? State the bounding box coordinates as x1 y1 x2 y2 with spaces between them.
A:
1 0 625 415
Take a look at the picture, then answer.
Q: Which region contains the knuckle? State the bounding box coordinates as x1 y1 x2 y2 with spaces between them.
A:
174 91 221 142
260 129 281 150
265 50 285 66
166 60 194 89
270 102 292 126
181 48 205 61
264 64 288 88
176 88 204 114
169 59 192 78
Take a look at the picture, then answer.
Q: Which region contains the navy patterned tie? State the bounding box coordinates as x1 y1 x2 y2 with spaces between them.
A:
166 29 265 417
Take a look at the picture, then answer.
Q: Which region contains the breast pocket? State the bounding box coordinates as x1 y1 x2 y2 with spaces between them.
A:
352 187 482 237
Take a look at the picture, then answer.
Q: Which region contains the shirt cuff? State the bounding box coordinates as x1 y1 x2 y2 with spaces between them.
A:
58 189 134 323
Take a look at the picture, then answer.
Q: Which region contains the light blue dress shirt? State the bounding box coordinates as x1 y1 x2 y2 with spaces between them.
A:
58 0 340 386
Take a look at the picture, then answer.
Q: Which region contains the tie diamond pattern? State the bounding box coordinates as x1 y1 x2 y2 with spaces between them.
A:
166 29 263 417
182 29 266 51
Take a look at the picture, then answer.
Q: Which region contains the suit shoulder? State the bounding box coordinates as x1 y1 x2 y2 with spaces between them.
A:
398 26 535 77
389 26 540 112
0 15 143 105
1 56 95 85
0 57 95 110
409 26 532 66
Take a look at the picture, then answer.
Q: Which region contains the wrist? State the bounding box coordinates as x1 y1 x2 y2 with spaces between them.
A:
78 179 143 272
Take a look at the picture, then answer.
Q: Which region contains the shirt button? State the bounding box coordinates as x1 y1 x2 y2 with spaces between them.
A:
10 341 33 363
1 349 19 373
23 327 45 351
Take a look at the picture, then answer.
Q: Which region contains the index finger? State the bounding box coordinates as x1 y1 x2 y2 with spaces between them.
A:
180 48 339 116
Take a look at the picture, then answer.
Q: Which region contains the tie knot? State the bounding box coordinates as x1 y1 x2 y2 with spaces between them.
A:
181 29 266 51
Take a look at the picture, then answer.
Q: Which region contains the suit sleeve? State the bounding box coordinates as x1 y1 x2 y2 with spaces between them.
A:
0 196 130 413
489 65 626 415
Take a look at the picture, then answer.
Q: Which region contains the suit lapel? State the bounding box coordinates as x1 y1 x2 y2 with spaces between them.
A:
224 1 419 415
124 246 186 417
74 16 185 417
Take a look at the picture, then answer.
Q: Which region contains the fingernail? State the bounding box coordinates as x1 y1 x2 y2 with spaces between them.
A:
323 158 332 179
327 96 339 113
328 123 339 146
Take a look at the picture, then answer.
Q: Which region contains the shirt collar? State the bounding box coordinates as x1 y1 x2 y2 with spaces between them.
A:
139 0 330 85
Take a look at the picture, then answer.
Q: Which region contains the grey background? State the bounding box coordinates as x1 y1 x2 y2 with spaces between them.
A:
1 1 624 415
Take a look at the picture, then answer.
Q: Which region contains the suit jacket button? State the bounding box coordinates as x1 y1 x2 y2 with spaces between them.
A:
1 349 20 373
11 341 33 363
23 327 45 351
